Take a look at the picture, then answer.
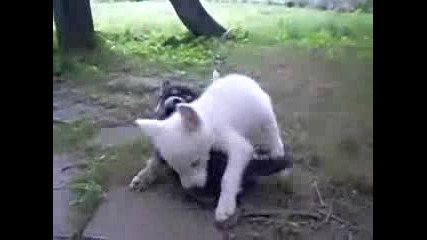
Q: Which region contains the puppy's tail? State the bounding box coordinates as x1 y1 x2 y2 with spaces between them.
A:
212 69 220 81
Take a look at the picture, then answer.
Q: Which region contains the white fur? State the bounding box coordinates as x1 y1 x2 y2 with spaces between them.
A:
133 73 285 222
129 155 164 190
212 69 220 81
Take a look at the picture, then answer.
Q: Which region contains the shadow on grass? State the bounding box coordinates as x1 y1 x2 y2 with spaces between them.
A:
53 31 140 84
53 30 225 84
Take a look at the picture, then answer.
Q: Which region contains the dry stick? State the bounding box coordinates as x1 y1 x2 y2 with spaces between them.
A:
315 208 351 226
53 234 71 240
242 209 322 221
312 180 325 207
53 118 69 124
348 231 353 240
82 235 108 240
61 162 89 173
285 221 300 228
313 205 333 230
310 179 356 230
347 225 372 232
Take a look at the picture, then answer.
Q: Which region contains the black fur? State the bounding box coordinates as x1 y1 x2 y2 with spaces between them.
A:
152 81 293 202
151 81 201 120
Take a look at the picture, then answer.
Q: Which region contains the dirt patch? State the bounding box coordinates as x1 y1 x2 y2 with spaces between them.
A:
105 75 165 94
53 81 150 128
53 74 206 128
227 46 373 191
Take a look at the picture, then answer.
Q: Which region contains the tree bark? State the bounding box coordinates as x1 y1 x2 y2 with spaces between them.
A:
53 0 95 52
168 0 227 37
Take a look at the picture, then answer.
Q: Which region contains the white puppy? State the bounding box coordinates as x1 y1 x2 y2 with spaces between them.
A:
133 73 285 223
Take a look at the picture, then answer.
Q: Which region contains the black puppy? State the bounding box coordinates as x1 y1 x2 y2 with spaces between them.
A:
151 81 293 204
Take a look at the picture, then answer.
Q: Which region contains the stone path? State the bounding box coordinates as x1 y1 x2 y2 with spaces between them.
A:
90 125 141 148
83 187 224 240
53 154 82 239
54 122 225 240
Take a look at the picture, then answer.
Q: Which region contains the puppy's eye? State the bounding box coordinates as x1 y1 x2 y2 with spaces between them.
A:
191 159 200 168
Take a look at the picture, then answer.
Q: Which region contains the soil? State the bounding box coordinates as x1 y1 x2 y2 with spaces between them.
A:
53 47 373 240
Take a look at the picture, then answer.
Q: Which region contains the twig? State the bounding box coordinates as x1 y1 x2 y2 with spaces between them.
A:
61 163 89 173
53 118 69 124
312 180 325 207
347 225 372 232
285 221 300 228
315 208 351 226
82 235 108 240
313 205 333 229
348 231 353 240
53 234 71 240
242 209 322 221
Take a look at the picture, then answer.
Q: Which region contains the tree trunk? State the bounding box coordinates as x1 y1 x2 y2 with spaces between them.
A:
53 0 95 53
168 0 226 37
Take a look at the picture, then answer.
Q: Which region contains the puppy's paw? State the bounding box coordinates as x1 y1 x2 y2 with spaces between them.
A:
129 172 154 192
128 175 141 191
253 146 272 160
215 197 237 223
214 208 240 230
252 152 269 160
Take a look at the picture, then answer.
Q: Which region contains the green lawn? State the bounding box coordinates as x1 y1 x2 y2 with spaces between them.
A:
53 1 372 76
88 1 372 43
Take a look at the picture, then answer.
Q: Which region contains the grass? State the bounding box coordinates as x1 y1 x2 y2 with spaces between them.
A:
69 139 152 233
53 120 97 153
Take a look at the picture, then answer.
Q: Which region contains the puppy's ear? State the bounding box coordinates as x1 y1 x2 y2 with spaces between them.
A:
177 103 201 131
134 119 163 139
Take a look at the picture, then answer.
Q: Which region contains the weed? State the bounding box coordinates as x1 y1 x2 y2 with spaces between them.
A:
53 120 97 153
70 180 105 212
69 140 151 231
102 31 213 67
